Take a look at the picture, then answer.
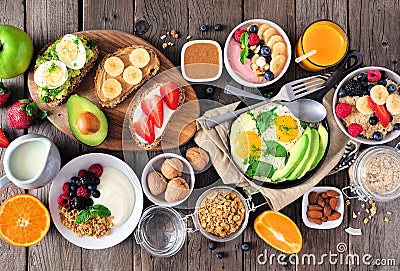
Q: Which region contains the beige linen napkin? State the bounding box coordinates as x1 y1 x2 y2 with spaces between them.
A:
195 89 360 211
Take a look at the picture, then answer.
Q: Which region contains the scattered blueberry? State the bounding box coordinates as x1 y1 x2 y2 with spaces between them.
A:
377 79 387 86
247 50 255 59
265 55 272 64
369 116 378 125
241 242 250 251
380 70 388 79
367 84 374 94
248 24 258 33
87 184 97 191
93 178 100 185
387 84 397 93
264 70 274 81
216 252 224 259
85 197 94 207
214 24 222 31
394 123 400 130
259 46 271 57
338 88 347 98
70 176 80 185
372 131 383 141
200 24 208 32
208 242 217 250
258 39 264 46
70 183 77 191
357 73 367 82
206 87 215 96
92 190 101 198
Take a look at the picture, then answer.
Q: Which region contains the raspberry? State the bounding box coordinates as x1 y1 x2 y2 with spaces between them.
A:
367 70 381 82
57 194 70 207
76 186 91 198
62 182 71 194
234 29 246 42
78 169 87 178
248 33 260 46
88 163 103 177
347 123 363 137
335 103 352 118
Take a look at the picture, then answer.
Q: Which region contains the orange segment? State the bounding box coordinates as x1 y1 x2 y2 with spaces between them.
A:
254 210 302 254
0 194 50 247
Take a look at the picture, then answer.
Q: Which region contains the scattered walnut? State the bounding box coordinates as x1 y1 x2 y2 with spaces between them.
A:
363 218 369 224
162 43 168 49
384 217 389 222
186 35 192 40
346 200 351 206
170 29 176 35
352 212 357 219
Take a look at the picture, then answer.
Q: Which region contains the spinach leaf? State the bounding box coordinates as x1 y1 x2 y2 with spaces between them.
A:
263 140 287 157
244 155 275 178
256 107 278 134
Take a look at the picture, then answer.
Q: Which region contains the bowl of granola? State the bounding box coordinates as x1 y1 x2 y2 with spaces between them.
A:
333 66 400 144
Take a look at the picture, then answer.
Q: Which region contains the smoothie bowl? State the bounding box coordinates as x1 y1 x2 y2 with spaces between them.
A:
224 19 291 87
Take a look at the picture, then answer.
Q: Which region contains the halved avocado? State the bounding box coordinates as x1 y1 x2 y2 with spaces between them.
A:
297 128 320 179
67 94 108 146
310 124 329 170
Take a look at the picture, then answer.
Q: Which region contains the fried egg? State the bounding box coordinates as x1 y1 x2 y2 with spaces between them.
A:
56 34 87 69
34 60 68 89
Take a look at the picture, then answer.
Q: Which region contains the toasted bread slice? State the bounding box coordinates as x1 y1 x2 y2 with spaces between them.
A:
95 46 160 108
34 34 99 106
129 83 185 150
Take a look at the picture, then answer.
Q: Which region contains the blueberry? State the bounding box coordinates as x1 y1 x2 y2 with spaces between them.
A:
248 24 258 33
241 242 250 251
369 116 378 125
214 24 222 31
338 88 347 98
200 24 208 32
264 70 274 81
216 252 224 259
265 55 272 64
92 190 101 198
70 176 80 185
85 198 94 207
247 50 255 59
387 84 397 93
258 39 264 46
206 87 215 96
394 123 400 130
357 73 367 82
367 84 374 93
87 184 97 191
380 70 388 79
259 46 271 57
208 242 217 250
377 79 387 86
372 131 383 141
70 183 77 191
93 178 100 185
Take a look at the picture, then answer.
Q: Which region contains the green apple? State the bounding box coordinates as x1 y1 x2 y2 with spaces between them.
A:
0 25 34 79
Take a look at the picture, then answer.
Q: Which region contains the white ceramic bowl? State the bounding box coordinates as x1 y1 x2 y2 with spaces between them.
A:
49 153 143 249
302 186 344 229
224 19 291 87
141 153 195 207
333 66 400 145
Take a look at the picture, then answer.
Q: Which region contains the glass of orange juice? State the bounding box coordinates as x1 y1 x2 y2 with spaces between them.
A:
295 20 348 72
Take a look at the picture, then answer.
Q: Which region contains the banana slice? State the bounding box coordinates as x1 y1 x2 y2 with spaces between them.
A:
102 78 122 99
386 94 400 115
262 28 277 44
257 24 270 39
104 56 125 77
356 96 373 115
271 42 287 57
123 66 142 85
370 85 389 105
266 35 284 49
129 48 150 68
269 55 286 75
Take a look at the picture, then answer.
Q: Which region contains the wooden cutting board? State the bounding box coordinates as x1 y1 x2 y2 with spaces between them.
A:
27 30 199 151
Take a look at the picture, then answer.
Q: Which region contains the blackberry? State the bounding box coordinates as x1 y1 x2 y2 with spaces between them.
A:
70 196 86 210
344 80 363 96
80 171 99 186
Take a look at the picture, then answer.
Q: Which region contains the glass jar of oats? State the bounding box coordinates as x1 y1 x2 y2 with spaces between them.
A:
343 144 400 202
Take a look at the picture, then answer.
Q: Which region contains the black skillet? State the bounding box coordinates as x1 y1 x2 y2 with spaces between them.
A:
228 50 363 189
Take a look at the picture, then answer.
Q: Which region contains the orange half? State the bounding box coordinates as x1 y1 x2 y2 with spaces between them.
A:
0 194 50 247
254 210 302 254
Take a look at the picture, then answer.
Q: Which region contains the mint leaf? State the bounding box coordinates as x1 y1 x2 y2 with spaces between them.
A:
75 209 91 224
240 31 249 45
75 204 111 224
240 47 248 64
263 140 287 157
92 204 111 218
239 32 249 65
256 107 278 134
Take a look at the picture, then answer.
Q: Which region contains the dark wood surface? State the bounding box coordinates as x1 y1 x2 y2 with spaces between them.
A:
1 0 399 270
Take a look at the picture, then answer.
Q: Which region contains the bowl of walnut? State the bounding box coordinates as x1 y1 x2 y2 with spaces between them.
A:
193 186 249 242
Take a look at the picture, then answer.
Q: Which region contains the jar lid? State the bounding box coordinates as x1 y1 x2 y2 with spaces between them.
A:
134 205 187 257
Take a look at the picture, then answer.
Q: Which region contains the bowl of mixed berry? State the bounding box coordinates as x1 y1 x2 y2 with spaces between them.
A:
333 66 400 144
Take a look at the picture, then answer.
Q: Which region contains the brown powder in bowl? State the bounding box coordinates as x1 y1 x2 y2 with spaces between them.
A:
184 43 221 79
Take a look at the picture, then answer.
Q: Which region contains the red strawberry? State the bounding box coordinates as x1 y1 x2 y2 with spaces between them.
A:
368 97 390 128
88 163 103 177
335 103 352 119
248 33 260 46
347 123 363 137
0 82 10 107
141 95 163 128
0 129 10 148
6 99 47 130
234 29 246 42
133 117 155 144
160 81 180 110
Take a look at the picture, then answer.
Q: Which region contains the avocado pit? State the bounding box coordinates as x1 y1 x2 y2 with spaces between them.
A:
76 111 100 135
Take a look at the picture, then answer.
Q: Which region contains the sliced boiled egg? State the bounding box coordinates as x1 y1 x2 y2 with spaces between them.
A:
56 34 87 70
34 60 68 89
234 131 261 159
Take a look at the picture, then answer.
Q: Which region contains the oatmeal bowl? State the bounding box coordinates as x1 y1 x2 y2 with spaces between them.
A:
333 66 400 144
224 19 291 87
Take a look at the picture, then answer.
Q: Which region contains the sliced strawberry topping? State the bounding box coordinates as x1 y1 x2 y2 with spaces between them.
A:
133 117 155 144
368 97 390 128
160 81 180 110
141 95 163 128
0 129 10 148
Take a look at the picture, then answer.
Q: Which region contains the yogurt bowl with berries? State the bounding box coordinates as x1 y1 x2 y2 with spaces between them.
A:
224 19 291 87
333 66 400 144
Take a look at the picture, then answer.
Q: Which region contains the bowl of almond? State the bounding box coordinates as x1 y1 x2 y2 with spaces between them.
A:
302 186 344 229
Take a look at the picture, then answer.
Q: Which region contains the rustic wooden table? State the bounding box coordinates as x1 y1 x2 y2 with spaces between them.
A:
1 0 399 270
